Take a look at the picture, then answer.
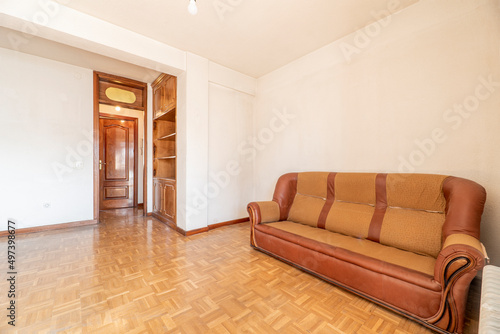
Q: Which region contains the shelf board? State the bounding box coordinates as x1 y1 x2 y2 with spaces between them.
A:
155 156 176 160
154 107 176 121
154 177 176 182
156 133 176 141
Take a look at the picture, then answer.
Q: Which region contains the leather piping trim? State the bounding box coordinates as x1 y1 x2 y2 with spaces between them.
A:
367 173 388 243
317 172 336 229
429 256 471 331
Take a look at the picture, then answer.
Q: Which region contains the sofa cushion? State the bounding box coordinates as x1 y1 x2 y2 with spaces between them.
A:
386 174 447 212
325 202 374 239
322 173 376 239
287 193 325 227
334 173 377 204
260 221 437 279
381 208 445 257
379 174 448 257
287 172 329 227
297 172 329 198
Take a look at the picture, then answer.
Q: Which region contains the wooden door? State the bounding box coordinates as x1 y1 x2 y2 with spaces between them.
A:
163 180 176 220
99 117 136 209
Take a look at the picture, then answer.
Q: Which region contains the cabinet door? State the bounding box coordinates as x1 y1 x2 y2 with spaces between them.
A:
153 180 161 213
163 181 176 220
164 77 176 111
153 84 163 118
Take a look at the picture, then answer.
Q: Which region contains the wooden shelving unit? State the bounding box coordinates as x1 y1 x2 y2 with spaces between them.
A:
152 74 177 229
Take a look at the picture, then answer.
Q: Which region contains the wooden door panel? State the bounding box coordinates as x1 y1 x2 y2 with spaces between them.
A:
104 125 129 180
104 186 128 199
153 180 161 212
153 85 162 118
163 183 176 219
99 118 136 210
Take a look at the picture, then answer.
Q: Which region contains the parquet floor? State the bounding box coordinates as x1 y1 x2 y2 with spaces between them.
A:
0 208 480 333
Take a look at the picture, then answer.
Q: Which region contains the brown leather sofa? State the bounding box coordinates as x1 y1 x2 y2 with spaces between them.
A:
247 172 487 334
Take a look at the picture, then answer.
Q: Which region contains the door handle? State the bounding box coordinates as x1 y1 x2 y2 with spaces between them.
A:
99 160 107 170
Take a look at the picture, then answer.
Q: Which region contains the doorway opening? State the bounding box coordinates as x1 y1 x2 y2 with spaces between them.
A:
99 113 139 210
93 72 148 219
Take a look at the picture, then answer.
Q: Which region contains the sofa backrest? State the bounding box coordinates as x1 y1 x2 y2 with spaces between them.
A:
278 172 485 258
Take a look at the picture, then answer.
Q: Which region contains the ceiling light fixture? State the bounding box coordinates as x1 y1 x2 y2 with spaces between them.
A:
188 0 198 15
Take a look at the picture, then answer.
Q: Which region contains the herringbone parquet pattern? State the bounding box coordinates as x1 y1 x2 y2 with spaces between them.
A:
0 208 480 333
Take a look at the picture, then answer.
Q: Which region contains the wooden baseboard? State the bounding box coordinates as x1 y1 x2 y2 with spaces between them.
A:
184 226 209 236
0 219 98 237
208 218 249 230
182 218 250 236
151 214 249 237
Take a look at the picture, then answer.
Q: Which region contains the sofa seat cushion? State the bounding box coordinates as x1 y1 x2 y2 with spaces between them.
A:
256 221 440 291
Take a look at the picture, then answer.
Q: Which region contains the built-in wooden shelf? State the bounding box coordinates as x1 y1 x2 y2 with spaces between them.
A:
155 156 176 160
155 107 175 122
152 73 177 229
156 177 176 182
156 133 176 141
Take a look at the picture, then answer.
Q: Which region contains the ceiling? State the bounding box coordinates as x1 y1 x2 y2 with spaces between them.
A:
60 0 418 78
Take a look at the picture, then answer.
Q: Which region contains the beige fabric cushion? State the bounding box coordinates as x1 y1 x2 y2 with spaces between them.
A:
380 208 445 257
386 174 447 212
266 221 436 276
255 201 280 223
443 233 484 255
288 194 325 227
297 172 329 198
335 173 377 204
325 202 373 239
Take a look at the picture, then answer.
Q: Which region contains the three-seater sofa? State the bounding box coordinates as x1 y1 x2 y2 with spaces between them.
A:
247 172 487 334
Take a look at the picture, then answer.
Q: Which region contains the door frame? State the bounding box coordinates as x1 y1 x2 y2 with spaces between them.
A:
93 72 148 220
99 113 139 209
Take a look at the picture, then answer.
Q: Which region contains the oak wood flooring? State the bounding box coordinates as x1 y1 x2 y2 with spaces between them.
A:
0 208 480 333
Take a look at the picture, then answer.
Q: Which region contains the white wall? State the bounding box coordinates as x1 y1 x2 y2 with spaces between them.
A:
176 53 209 231
99 105 145 204
254 0 500 265
207 62 256 225
0 47 94 229
208 83 254 224
176 57 256 231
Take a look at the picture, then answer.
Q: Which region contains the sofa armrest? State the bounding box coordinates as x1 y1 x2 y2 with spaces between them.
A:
434 233 485 285
247 201 281 226
428 233 486 332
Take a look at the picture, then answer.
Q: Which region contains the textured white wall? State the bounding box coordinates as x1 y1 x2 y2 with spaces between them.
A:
0 47 94 229
208 83 254 224
177 56 256 231
253 0 500 265
176 53 209 231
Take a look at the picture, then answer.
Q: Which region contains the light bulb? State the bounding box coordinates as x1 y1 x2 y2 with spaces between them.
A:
188 0 198 15
115 106 121 111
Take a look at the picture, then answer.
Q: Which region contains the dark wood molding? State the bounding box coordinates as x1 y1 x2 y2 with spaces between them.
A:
208 218 249 230
153 216 249 236
94 71 149 218
95 71 149 89
99 113 139 121
184 227 209 236
143 84 148 216
93 72 100 221
99 114 139 208
151 73 170 88
0 220 98 237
